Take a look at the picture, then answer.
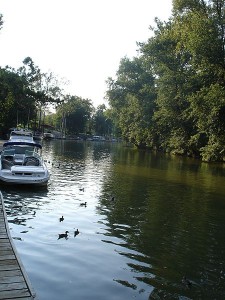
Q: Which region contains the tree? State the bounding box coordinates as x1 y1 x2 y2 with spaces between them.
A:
172 0 225 160
0 67 36 132
17 57 65 131
92 104 112 136
56 95 94 135
139 1 225 159
106 56 156 147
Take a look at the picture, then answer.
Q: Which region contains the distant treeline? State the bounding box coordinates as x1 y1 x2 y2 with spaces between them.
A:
105 0 225 162
0 55 114 139
0 15 113 140
0 54 113 139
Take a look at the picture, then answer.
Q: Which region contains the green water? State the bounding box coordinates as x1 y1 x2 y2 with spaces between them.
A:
98 144 225 299
2 140 225 299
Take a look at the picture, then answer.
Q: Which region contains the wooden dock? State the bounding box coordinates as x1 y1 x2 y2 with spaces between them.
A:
0 191 36 299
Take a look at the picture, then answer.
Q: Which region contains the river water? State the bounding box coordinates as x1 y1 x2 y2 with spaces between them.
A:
1 140 225 300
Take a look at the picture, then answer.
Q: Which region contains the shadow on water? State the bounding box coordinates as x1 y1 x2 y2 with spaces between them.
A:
96 146 225 299
1 184 49 238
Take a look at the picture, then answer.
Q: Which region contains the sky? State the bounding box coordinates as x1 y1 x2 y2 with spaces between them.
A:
0 0 172 108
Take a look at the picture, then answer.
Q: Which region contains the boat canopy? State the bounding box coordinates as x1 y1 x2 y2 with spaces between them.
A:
3 141 42 149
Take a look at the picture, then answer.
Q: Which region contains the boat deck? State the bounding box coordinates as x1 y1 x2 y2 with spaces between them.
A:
0 192 36 299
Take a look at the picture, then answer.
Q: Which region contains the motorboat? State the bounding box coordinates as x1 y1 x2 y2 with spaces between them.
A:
92 135 106 141
0 130 50 186
43 132 54 140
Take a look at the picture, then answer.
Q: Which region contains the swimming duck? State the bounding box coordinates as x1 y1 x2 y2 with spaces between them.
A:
111 196 115 201
74 229 79 237
59 216 64 222
79 188 84 192
80 202 87 206
58 231 69 239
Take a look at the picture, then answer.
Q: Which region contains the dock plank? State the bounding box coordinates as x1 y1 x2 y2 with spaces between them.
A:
0 270 23 278
0 288 31 298
0 275 25 284
0 281 27 291
0 192 36 299
0 254 15 259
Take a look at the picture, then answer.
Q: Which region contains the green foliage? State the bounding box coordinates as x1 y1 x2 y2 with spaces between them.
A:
106 0 225 161
172 0 207 14
0 55 66 135
92 104 113 136
0 67 36 130
56 95 94 135
106 56 156 147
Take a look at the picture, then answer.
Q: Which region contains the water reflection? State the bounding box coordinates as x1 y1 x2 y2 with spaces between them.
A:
97 144 225 299
1 140 225 299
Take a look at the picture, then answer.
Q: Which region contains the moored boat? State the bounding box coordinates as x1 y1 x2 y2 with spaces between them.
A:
0 130 50 186
43 132 54 140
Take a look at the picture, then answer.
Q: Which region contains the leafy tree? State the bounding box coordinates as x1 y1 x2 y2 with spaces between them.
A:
171 0 225 160
106 56 156 147
56 95 94 135
92 104 112 136
0 67 36 132
138 0 225 159
16 57 65 131
140 17 197 154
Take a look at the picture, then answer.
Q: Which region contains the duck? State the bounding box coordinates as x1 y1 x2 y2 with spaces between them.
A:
79 187 84 192
182 276 192 289
58 231 69 239
80 202 87 207
59 216 64 222
74 229 79 237
111 196 115 201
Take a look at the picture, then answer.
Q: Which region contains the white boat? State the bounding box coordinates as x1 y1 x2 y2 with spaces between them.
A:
43 132 54 140
92 135 106 141
0 130 50 186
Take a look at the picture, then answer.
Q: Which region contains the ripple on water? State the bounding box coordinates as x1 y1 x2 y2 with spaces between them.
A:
1 141 225 300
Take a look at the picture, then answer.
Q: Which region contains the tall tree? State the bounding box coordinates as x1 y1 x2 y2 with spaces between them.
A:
172 0 225 160
56 95 94 135
92 104 113 136
106 56 156 147
0 67 36 131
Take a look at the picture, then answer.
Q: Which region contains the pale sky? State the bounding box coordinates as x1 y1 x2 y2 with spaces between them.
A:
0 0 172 108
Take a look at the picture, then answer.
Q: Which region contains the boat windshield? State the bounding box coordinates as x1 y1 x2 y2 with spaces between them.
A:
4 145 35 155
10 131 33 137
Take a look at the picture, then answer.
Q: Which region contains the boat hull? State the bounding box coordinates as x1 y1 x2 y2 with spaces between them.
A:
0 178 49 186
0 174 50 186
0 168 50 186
